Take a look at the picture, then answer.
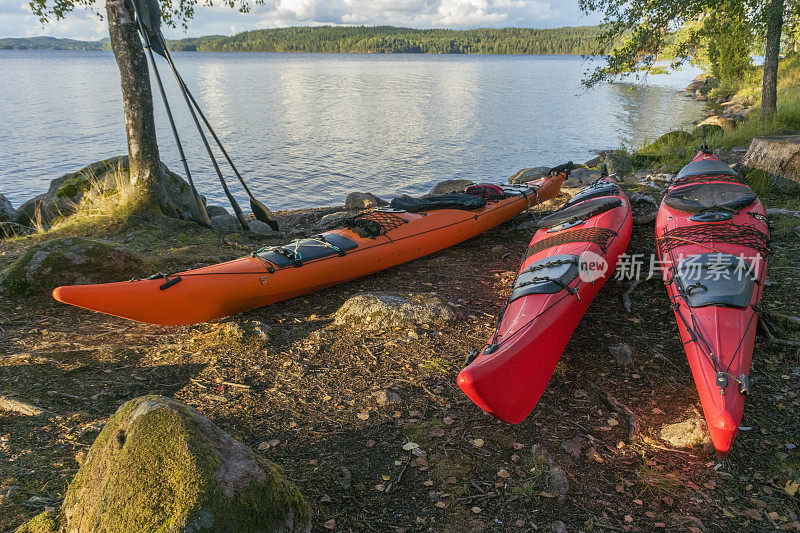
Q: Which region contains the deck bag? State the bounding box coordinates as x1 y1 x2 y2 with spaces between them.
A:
390 193 487 213
465 184 508 201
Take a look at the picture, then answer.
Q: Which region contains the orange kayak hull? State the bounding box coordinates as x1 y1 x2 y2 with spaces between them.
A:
53 178 563 325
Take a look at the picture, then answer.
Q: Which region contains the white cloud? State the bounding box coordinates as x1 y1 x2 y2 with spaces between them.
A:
0 0 600 40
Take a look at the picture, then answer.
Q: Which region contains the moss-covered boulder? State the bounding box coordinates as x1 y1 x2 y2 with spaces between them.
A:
604 153 633 177
333 291 456 331
0 237 148 295
20 395 309 533
644 130 695 152
17 156 207 229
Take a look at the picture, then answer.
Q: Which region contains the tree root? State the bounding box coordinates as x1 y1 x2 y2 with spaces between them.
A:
759 314 800 349
593 384 640 441
0 396 62 419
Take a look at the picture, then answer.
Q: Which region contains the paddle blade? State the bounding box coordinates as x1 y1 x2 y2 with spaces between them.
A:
250 197 280 232
128 0 167 56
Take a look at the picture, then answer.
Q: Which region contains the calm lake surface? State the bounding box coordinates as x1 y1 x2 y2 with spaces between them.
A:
0 51 704 211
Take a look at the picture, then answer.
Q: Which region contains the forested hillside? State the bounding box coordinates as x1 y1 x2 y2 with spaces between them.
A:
175 26 604 54
0 36 104 50
1 26 603 55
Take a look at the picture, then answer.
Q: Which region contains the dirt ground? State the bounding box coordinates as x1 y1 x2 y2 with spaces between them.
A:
1 195 799 532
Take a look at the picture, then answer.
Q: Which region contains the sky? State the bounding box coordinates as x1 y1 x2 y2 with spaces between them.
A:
0 0 603 40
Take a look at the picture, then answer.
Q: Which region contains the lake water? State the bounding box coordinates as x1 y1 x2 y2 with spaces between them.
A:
0 51 705 211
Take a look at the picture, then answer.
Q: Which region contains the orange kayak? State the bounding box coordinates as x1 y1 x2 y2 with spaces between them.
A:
53 177 563 325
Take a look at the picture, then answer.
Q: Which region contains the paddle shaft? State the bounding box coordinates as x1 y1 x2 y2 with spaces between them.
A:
164 58 278 229
130 5 210 227
153 37 250 231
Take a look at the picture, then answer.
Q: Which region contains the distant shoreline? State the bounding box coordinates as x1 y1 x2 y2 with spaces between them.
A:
1 25 603 55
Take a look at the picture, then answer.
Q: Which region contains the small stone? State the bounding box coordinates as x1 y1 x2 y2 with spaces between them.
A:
320 494 331 502
698 115 735 131
366 440 376 448
471 438 484 448
549 466 569 495
551 520 568 533
315 211 350 230
609 344 633 366
471 506 482 514
246 320 272 340
210 213 242 232
323 518 336 530
248 219 277 235
372 390 402 407
660 418 711 448
560 436 585 459
586 447 604 463
497 468 511 479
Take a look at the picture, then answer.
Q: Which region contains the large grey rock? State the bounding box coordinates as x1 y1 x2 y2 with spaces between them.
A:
509 167 549 184
0 194 16 223
604 153 633 177
698 115 735 131
19 395 309 533
344 192 385 210
205 205 230 218
685 73 708 93
660 418 711 448
564 167 602 187
17 156 209 229
333 292 455 330
426 179 474 196
210 214 242 232
0 237 148 295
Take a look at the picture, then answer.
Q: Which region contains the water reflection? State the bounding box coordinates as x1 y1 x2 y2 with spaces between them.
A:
0 51 704 210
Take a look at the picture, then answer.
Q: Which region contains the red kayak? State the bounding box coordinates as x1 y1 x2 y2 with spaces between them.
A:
655 151 769 457
458 177 633 423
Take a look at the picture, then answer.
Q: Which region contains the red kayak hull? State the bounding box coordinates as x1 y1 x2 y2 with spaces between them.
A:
458 179 633 424
655 151 769 457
